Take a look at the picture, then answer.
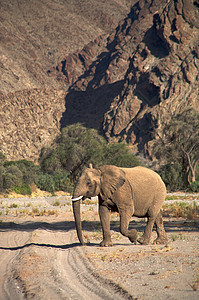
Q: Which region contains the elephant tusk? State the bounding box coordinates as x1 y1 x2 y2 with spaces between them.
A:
71 196 83 202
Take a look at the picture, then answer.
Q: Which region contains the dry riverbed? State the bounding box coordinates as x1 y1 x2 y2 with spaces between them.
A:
0 193 199 299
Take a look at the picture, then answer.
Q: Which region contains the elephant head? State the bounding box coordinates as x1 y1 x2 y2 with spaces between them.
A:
72 164 126 245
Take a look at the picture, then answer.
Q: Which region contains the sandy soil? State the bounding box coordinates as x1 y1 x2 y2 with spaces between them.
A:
0 195 199 300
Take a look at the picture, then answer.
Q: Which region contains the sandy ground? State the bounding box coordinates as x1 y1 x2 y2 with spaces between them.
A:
0 195 199 300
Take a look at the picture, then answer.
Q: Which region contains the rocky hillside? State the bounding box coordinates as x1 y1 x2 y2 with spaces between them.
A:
0 0 133 94
0 0 198 161
0 0 134 160
55 0 199 157
0 89 65 161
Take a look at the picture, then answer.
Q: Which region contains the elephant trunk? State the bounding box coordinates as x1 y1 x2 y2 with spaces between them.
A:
72 198 85 245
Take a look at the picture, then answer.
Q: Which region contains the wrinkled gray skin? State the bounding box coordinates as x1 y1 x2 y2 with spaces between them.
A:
72 165 168 246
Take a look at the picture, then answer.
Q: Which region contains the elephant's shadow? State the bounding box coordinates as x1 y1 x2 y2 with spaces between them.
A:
0 220 78 250
82 218 199 247
82 218 199 234
82 219 146 233
0 219 198 251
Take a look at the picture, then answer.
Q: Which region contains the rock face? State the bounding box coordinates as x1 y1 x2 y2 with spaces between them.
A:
0 89 65 161
0 0 198 161
0 0 133 161
0 0 133 94
58 0 199 157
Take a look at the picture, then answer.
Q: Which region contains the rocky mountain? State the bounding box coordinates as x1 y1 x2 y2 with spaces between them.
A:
0 0 134 160
0 0 198 161
54 0 199 157
0 0 133 94
0 88 65 161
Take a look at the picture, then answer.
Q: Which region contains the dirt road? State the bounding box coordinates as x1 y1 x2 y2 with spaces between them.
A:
0 195 199 299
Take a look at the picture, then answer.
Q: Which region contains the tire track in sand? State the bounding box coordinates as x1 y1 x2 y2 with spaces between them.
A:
0 222 132 299
53 232 131 300
0 227 31 299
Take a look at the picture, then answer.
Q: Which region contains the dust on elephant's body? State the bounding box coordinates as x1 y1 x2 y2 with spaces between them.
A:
72 165 168 246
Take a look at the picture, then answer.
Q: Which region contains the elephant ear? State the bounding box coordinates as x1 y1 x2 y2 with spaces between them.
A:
99 165 126 199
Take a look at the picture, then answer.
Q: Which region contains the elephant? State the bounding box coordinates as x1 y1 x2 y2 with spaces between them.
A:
72 164 168 246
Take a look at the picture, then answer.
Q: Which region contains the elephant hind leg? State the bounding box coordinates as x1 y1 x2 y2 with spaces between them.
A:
120 212 137 243
137 216 155 245
153 210 168 244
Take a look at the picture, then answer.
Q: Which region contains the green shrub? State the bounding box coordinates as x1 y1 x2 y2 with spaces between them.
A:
0 165 5 191
53 171 74 194
190 181 199 192
0 152 6 164
35 171 74 194
159 163 185 191
3 165 23 190
39 149 61 174
39 124 141 182
14 183 32 195
0 159 40 194
153 108 199 189
4 160 39 185
0 125 141 195
36 173 55 193
104 143 140 167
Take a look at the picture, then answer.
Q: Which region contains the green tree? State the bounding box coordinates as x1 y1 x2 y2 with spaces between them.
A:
36 173 55 193
39 123 140 183
154 108 199 187
40 123 106 181
0 152 6 164
3 165 23 190
158 163 184 191
104 143 140 167
39 149 61 174
4 159 39 185
0 165 5 191
53 170 74 194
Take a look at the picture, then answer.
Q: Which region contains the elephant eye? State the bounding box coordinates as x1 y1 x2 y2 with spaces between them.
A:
87 180 92 187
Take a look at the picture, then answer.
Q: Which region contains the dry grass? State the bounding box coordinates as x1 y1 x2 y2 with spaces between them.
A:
83 199 98 205
1 205 59 217
165 194 199 201
0 187 69 199
163 201 199 219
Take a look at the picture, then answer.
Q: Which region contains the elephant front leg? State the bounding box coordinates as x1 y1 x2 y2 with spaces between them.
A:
120 211 138 243
99 204 113 247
